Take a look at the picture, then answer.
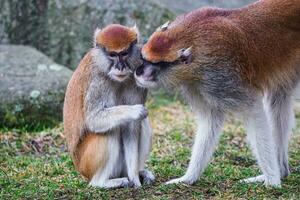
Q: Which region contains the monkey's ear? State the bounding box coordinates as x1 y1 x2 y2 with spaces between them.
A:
131 23 140 42
93 27 101 47
156 21 170 32
178 47 192 64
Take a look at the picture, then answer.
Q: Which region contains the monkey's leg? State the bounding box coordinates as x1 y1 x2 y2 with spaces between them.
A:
138 118 155 185
166 107 225 185
89 134 130 189
122 122 141 188
266 92 293 178
242 99 281 187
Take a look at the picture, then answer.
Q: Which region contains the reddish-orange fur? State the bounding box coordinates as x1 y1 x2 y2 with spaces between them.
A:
63 52 104 180
142 33 177 62
143 0 300 91
96 24 137 52
76 134 107 179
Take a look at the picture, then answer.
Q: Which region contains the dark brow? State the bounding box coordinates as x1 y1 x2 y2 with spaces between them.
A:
143 59 180 68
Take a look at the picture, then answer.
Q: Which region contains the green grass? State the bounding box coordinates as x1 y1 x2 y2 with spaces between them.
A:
1 93 300 199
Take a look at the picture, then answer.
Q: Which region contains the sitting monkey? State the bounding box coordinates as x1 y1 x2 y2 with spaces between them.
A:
63 24 154 188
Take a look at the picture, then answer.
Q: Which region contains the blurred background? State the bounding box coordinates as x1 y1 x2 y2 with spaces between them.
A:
0 0 255 128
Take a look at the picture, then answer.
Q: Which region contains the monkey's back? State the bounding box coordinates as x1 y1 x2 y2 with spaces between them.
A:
181 1 300 92
231 0 300 91
63 52 91 154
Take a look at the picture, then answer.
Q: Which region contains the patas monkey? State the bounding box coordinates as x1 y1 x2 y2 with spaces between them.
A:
63 24 155 188
135 0 300 187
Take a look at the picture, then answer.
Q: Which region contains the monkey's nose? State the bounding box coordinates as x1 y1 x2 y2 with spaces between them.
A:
135 64 158 81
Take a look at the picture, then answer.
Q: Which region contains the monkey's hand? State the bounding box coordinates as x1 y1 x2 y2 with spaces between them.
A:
128 104 148 121
86 105 148 133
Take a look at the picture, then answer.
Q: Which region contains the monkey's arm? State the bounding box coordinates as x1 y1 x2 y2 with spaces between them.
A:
85 104 148 133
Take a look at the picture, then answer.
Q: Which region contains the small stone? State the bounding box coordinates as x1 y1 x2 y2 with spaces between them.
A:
49 64 63 71
30 90 41 98
14 104 24 112
37 64 47 70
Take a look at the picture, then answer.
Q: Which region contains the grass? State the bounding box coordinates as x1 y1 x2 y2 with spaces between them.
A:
1 91 300 199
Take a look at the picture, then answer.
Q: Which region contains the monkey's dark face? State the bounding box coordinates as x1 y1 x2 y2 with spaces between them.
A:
134 48 192 88
135 25 193 88
100 42 143 82
105 47 132 82
134 60 170 88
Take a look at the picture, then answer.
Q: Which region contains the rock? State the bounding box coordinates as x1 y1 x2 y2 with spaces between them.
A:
0 45 72 128
0 0 174 69
152 0 255 14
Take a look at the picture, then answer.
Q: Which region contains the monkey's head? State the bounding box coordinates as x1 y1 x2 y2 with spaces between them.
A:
93 24 142 82
134 21 193 88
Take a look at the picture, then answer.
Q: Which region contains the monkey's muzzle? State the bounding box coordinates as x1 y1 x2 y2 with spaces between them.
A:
134 63 159 88
109 66 131 82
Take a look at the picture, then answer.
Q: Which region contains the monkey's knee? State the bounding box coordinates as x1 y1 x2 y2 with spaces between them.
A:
75 133 108 180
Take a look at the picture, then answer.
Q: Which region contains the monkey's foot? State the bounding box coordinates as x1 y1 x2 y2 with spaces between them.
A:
139 169 155 185
240 175 281 187
128 176 142 188
89 177 130 189
165 176 195 185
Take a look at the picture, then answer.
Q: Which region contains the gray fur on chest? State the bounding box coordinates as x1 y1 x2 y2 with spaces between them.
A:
85 67 147 112
118 85 147 105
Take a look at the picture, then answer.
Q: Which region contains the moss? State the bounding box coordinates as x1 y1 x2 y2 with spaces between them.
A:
0 92 64 130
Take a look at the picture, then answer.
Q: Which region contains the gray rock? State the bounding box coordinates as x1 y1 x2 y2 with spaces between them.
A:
0 45 72 128
0 0 174 69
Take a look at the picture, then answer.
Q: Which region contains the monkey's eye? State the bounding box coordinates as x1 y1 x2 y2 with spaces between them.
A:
119 51 128 57
108 52 118 57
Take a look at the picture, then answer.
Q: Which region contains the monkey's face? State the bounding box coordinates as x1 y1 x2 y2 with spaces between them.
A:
135 22 192 88
93 24 142 82
101 42 142 82
134 52 192 88
134 24 192 88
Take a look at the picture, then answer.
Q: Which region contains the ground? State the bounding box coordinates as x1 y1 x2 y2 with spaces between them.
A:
1 91 300 199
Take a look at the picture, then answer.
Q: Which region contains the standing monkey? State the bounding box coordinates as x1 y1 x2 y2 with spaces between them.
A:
135 0 300 187
63 24 155 188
